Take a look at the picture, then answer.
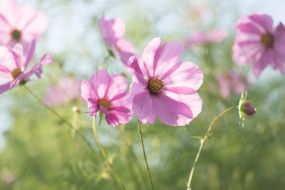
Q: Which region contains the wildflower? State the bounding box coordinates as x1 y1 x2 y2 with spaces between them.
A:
216 70 249 98
44 77 81 106
0 41 52 94
233 13 285 77
98 16 135 66
185 28 227 48
130 38 203 126
0 0 48 47
81 69 131 126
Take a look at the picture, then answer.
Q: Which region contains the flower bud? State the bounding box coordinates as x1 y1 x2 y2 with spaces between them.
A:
239 100 256 116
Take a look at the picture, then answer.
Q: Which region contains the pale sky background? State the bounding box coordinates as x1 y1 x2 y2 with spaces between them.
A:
0 0 285 148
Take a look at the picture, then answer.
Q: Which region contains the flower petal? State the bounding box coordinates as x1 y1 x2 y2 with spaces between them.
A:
164 61 203 91
0 81 15 95
132 91 156 124
89 69 112 99
154 41 184 77
152 94 193 127
107 74 128 100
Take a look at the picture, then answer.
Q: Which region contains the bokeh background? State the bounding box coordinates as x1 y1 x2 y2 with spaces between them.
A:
1 0 285 189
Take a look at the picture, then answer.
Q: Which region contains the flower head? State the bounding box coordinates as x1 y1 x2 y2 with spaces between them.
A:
0 41 52 94
44 77 81 106
81 69 131 127
233 13 285 77
98 16 135 66
130 38 203 127
0 0 48 46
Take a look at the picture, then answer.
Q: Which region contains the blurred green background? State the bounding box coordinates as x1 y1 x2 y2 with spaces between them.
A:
0 0 285 189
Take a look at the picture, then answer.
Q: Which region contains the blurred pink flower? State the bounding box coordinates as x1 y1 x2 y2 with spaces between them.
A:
216 71 249 98
0 41 52 94
98 16 135 66
44 77 81 106
129 38 203 127
233 13 285 77
0 0 48 46
186 29 227 48
81 69 131 126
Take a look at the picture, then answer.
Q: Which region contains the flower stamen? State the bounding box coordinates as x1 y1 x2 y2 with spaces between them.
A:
147 77 164 95
11 29 22 41
98 98 111 110
11 68 22 79
260 33 274 48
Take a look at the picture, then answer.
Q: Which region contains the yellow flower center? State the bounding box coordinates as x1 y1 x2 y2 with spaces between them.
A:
11 68 22 79
147 77 164 95
260 33 274 48
98 98 111 110
11 29 22 41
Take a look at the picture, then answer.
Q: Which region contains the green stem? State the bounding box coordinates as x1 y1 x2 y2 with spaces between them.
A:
24 86 89 142
92 117 128 190
186 106 236 190
137 120 154 190
24 86 127 190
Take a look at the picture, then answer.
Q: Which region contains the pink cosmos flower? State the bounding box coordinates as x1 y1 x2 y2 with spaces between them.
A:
216 71 249 98
186 28 227 48
0 41 52 94
129 38 203 127
44 77 81 106
0 0 48 46
233 13 285 77
81 69 131 127
98 16 135 66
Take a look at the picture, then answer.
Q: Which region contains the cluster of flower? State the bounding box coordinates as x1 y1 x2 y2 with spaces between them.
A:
83 17 204 127
0 0 52 94
1 0 284 128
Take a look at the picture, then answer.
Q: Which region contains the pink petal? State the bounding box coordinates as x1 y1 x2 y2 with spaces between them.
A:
249 14 273 33
106 107 131 126
81 80 98 116
0 81 14 95
81 80 94 101
21 53 52 80
164 61 203 91
23 40 36 68
152 94 193 127
0 0 17 25
108 74 128 100
0 64 12 79
163 87 196 95
21 7 48 39
0 46 18 71
132 91 156 124
164 92 202 124
154 41 184 77
128 56 149 84
142 37 162 76
253 49 273 77
90 69 111 99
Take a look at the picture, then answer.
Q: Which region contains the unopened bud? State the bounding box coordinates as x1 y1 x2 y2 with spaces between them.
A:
239 100 256 116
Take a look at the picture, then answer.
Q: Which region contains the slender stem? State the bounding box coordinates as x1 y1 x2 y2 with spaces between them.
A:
23 86 97 154
92 117 128 190
24 86 127 190
24 85 67 123
186 106 236 190
137 120 154 190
